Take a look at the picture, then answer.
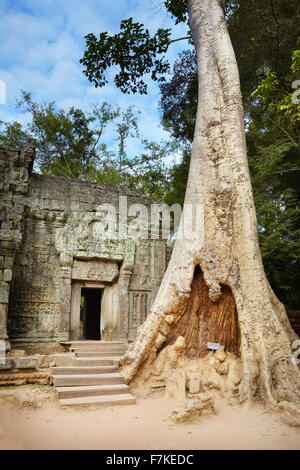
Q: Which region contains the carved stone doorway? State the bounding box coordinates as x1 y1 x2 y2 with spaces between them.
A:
70 281 105 340
80 288 102 340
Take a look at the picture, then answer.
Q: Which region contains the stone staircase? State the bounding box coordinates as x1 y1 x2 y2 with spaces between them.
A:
51 341 136 407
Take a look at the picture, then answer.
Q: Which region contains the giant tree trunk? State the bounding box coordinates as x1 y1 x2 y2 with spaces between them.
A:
121 0 300 423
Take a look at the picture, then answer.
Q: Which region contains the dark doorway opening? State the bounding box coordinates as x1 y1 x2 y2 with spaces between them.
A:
80 288 102 340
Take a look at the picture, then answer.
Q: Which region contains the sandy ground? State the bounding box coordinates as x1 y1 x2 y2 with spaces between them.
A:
0 386 299 450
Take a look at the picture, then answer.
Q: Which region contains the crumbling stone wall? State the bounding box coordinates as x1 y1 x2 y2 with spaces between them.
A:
2 145 165 351
0 142 35 351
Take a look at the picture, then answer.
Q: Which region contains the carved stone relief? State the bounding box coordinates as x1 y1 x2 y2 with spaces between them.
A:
72 259 119 282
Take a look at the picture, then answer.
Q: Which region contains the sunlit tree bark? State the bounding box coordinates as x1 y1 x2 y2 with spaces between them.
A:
121 0 300 424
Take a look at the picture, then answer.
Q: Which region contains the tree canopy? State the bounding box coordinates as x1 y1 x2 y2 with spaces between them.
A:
0 91 174 200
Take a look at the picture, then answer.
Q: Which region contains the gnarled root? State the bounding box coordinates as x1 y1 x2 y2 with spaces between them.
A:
239 333 300 424
121 263 300 425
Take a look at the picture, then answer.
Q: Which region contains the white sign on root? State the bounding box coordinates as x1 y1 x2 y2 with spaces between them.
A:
207 342 221 350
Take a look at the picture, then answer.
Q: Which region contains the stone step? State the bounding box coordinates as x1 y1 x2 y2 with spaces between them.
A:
74 357 121 366
53 373 124 387
57 383 129 399
59 393 136 407
73 348 125 356
75 351 124 357
53 341 134 408
70 344 127 350
51 366 119 375
72 345 127 351
62 341 124 346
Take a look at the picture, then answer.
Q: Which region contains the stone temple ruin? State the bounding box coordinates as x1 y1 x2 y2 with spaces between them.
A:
0 142 166 356
1 142 298 398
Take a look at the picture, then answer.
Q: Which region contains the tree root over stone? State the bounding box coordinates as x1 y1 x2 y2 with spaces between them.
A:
129 337 242 401
168 392 215 424
127 336 300 426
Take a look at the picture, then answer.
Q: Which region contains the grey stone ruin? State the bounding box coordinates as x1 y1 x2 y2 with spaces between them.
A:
0 142 166 353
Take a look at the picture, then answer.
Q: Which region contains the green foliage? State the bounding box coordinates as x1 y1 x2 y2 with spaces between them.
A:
164 0 188 23
80 18 171 94
0 91 173 200
164 151 190 207
251 40 300 125
227 0 300 111
250 148 300 308
251 72 279 105
92 139 174 200
0 121 29 148
14 91 119 179
247 36 300 308
160 51 197 144
292 38 300 72
115 106 139 159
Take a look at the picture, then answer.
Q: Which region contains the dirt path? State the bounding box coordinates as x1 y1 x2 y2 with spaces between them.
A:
0 387 299 450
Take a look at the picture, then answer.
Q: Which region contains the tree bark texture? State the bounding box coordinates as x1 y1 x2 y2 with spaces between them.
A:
121 0 300 424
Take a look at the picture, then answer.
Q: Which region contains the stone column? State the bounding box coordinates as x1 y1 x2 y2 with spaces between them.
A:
70 282 81 340
118 264 133 341
0 256 13 352
0 280 10 352
59 266 72 342
0 141 35 352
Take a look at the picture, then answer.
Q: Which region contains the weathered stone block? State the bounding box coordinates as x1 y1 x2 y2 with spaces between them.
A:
1 221 12 230
0 370 50 386
0 303 6 322
11 357 39 369
0 282 9 303
165 369 186 400
9 349 26 357
4 256 14 269
19 167 28 181
168 393 215 423
189 376 201 394
0 193 12 204
1 240 17 249
0 359 12 370
59 253 72 266
0 229 13 241
51 353 74 367
3 269 12 282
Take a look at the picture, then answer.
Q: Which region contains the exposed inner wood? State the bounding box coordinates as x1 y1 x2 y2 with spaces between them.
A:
164 266 240 357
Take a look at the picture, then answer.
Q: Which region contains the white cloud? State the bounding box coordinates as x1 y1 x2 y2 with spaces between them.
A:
0 0 192 157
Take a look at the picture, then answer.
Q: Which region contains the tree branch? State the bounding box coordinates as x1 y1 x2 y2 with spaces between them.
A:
263 113 300 150
169 36 191 44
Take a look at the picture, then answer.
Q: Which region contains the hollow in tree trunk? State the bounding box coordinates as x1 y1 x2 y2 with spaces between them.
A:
121 0 300 424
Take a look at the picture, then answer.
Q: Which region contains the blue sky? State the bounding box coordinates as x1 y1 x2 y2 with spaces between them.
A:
0 0 191 157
